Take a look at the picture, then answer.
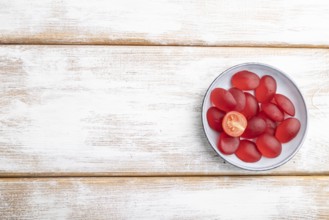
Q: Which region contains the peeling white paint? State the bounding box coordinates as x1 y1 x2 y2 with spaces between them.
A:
0 46 328 175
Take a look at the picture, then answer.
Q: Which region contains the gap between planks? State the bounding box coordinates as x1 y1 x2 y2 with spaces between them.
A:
1 173 329 178
2 43 329 49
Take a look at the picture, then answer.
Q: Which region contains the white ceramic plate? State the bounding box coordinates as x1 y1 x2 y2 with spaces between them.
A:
201 63 308 171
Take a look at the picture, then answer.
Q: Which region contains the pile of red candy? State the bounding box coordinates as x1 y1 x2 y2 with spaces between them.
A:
207 70 301 163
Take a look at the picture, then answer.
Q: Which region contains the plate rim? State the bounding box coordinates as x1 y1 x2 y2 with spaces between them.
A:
201 62 309 171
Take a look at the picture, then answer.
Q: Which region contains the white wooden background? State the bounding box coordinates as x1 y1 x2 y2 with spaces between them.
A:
1 0 329 219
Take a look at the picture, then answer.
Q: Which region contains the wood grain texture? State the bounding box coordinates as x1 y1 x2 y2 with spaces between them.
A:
1 0 329 47
0 45 329 176
0 177 328 219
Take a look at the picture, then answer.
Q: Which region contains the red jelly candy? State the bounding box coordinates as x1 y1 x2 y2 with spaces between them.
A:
274 94 295 116
217 132 240 155
275 118 301 143
241 116 266 139
256 134 282 158
231 70 260 90
262 103 284 122
270 98 277 105
258 111 277 135
235 140 262 163
206 107 225 132
255 75 277 103
210 88 237 112
229 88 246 112
240 92 259 119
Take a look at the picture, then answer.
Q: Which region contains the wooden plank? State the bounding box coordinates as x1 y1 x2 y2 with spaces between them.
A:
1 0 329 47
0 45 328 176
0 177 328 219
